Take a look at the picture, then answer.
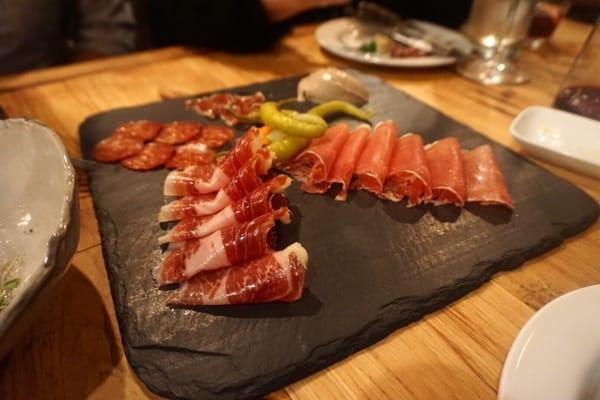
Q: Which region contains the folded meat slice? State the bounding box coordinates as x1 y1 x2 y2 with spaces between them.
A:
329 124 370 201
158 175 291 244
425 137 466 207
159 150 272 221
352 120 397 195
164 127 262 196
383 133 432 205
285 123 350 194
159 208 291 285
167 242 307 306
464 144 513 208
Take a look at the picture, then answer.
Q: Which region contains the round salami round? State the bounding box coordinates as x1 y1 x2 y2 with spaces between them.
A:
155 121 203 145
193 124 234 148
113 120 163 141
165 143 215 169
92 135 144 162
121 142 174 171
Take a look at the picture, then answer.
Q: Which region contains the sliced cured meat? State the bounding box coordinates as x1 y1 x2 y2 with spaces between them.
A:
121 142 174 171
352 120 397 195
162 164 217 196
158 175 291 243
286 123 350 194
425 137 467 207
155 121 203 145
92 135 144 162
382 133 432 205
464 144 513 208
192 125 234 148
165 143 215 169
159 150 273 221
186 92 265 126
329 124 370 201
113 120 163 141
167 242 307 306
163 127 262 196
159 208 291 285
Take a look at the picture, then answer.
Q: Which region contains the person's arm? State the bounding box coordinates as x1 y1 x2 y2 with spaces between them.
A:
72 0 137 59
261 0 349 23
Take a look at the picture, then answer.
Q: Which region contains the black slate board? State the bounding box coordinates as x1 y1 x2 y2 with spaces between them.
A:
80 71 599 400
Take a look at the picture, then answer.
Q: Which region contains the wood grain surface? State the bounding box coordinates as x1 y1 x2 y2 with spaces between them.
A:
0 19 598 400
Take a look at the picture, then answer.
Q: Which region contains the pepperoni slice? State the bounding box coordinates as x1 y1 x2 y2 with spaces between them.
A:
155 122 203 145
121 142 174 171
113 120 163 141
92 135 144 162
165 143 216 169
192 124 234 148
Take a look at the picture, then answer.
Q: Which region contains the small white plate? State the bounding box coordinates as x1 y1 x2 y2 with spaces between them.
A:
499 285 600 400
510 106 600 179
315 17 473 68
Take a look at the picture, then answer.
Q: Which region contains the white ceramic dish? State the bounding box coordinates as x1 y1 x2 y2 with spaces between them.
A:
315 17 473 68
499 285 600 400
510 106 600 179
0 118 79 359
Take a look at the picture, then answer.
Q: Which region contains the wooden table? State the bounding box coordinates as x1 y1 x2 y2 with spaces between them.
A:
0 19 598 400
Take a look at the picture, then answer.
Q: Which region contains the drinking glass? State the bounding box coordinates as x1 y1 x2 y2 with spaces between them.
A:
553 17 600 121
457 0 538 85
526 0 570 49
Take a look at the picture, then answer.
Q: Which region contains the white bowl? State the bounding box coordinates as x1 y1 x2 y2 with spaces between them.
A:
0 118 79 359
510 106 600 179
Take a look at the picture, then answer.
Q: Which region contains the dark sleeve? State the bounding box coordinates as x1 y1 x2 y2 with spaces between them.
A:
369 0 472 29
148 0 287 52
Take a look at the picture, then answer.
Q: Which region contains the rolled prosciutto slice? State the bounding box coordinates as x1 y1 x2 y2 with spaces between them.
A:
464 144 513 208
164 127 263 196
329 124 370 201
352 120 397 195
159 150 273 221
167 242 307 306
158 175 291 244
425 137 467 207
159 208 291 285
286 123 350 194
383 133 432 205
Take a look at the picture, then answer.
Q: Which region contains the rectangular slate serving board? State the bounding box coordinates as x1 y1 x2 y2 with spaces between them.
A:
80 71 599 400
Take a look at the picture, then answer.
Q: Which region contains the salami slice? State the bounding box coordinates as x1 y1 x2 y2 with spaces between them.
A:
121 142 174 171
113 120 163 141
165 143 215 169
92 135 144 162
193 125 234 148
155 121 203 145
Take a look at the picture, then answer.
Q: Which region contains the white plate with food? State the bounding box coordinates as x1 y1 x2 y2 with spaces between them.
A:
315 17 473 67
499 285 600 400
510 106 600 179
0 118 79 359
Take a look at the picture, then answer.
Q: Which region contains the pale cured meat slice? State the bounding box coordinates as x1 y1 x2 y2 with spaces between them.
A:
167 242 307 305
121 142 174 171
382 133 432 205
159 151 273 221
286 123 350 194
158 208 291 285
192 125 234 148
92 135 144 162
425 137 467 207
163 127 262 196
162 164 216 196
155 121 202 145
352 120 397 195
158 175 291 244
329 124 370 201
186 92 265 126
165 143 215 169
464 144 513 208
113 120 163 141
